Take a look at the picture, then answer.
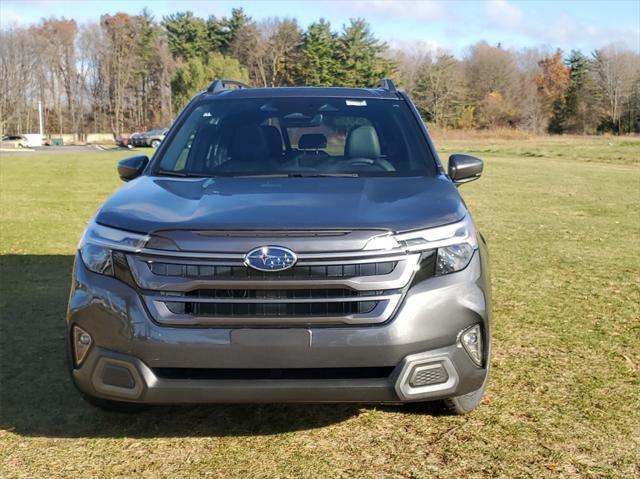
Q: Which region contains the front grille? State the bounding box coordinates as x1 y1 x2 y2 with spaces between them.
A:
153 366 395 380
129 247 425 326
165 300 378 317
148 261 397 280
178 288 386 299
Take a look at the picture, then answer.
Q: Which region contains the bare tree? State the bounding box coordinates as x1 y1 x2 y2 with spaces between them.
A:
231 18 302 87
592 45 640 132
464 42 519 103
101 13 139 137
389 43 433 94
515 48 549 133
413 54 466 128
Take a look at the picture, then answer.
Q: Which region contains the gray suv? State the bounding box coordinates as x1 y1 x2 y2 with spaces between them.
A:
67 79 490 414
141 128 169 148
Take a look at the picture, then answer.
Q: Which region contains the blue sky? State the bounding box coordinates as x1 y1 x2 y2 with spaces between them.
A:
2 0 639 55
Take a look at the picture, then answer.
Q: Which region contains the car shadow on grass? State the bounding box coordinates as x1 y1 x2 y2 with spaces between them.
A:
0 255 437 438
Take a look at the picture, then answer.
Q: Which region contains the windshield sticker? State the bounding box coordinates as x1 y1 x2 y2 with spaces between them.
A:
346 100 367 106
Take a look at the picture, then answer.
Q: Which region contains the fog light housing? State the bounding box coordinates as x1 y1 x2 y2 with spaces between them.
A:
460 324 483 367
409 363 448 387
73 326 92 367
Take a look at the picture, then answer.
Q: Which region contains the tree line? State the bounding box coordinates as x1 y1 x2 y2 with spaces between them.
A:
1 8 638 138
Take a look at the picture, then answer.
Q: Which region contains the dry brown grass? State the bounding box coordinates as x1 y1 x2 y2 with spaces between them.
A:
429 127 535 141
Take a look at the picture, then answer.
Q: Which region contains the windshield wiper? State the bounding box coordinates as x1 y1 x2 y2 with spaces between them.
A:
219 173 359 178
156 171 361 178
286 172 359 177
156 170 203 178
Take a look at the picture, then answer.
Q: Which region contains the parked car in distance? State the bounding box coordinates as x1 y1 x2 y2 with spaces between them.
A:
1 134 29 149
141 128 168 148
116 135 131 148
68 79 490 415
129 132 143 148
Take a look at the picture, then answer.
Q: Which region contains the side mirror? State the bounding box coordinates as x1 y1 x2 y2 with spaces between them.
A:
448 154 483 184
118 155 148 182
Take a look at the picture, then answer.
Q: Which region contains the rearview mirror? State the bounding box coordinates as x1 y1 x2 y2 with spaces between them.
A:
118 155 149 182
448 154 483 185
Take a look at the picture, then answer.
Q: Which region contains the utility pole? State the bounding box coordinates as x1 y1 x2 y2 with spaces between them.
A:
38 100 44 140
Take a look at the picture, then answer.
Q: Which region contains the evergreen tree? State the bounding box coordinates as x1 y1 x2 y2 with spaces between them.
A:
205 16 226 52
547 98 567 133
336 19 394 87
162 11 209 60
222 8 250 53
206 8 250 54
563 50 592 133
297 20 339 86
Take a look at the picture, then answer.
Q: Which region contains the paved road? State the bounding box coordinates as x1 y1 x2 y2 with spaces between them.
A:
0 145 153 156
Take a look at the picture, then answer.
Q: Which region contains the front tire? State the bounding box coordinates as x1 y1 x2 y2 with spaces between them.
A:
151 139 160 148
433 329 491 415
437 371 489 414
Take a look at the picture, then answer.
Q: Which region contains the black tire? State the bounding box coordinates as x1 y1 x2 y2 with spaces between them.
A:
151 139 160 148
437 370 489 415
80 392 150 413
435 331 492 415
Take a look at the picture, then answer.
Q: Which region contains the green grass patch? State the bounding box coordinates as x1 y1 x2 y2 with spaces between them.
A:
1 138 639 478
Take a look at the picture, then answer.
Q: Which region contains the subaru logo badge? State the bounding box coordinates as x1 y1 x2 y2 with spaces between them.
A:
244 246 297 272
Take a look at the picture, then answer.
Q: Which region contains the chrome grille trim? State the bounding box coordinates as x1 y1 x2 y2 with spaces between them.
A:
144 295 403 326
128 255 420 292
144 293 398 304
126 250 423 326
132 247 408 260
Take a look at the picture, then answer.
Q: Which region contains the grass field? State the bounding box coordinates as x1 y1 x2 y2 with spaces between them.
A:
1 136 639 478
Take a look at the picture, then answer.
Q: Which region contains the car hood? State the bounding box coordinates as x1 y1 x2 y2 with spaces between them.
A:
96 175 466 234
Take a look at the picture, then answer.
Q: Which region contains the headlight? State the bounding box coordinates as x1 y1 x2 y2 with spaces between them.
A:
78 221 149 276
79 243 114 275
364 215 478 276
436 243 475 275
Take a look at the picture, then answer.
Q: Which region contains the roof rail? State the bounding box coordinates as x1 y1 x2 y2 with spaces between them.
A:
376 78 397 93
207 79 252 94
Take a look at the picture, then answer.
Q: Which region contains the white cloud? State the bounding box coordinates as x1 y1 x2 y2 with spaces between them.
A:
0 8 24 28
481 1 639 53
387 38 447 56
485 0 524 28
337 0 450 21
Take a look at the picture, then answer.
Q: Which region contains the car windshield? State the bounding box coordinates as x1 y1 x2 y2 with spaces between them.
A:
153 97 437 177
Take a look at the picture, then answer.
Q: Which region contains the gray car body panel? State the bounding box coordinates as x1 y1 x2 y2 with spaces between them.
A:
95 175 466 234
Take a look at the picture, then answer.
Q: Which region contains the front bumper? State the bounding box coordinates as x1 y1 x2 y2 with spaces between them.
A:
67 248 490 404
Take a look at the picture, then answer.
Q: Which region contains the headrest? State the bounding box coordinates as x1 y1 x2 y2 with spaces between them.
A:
346 125 380 159
260 125 283 157
298 133 327 150
231 125 269 161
